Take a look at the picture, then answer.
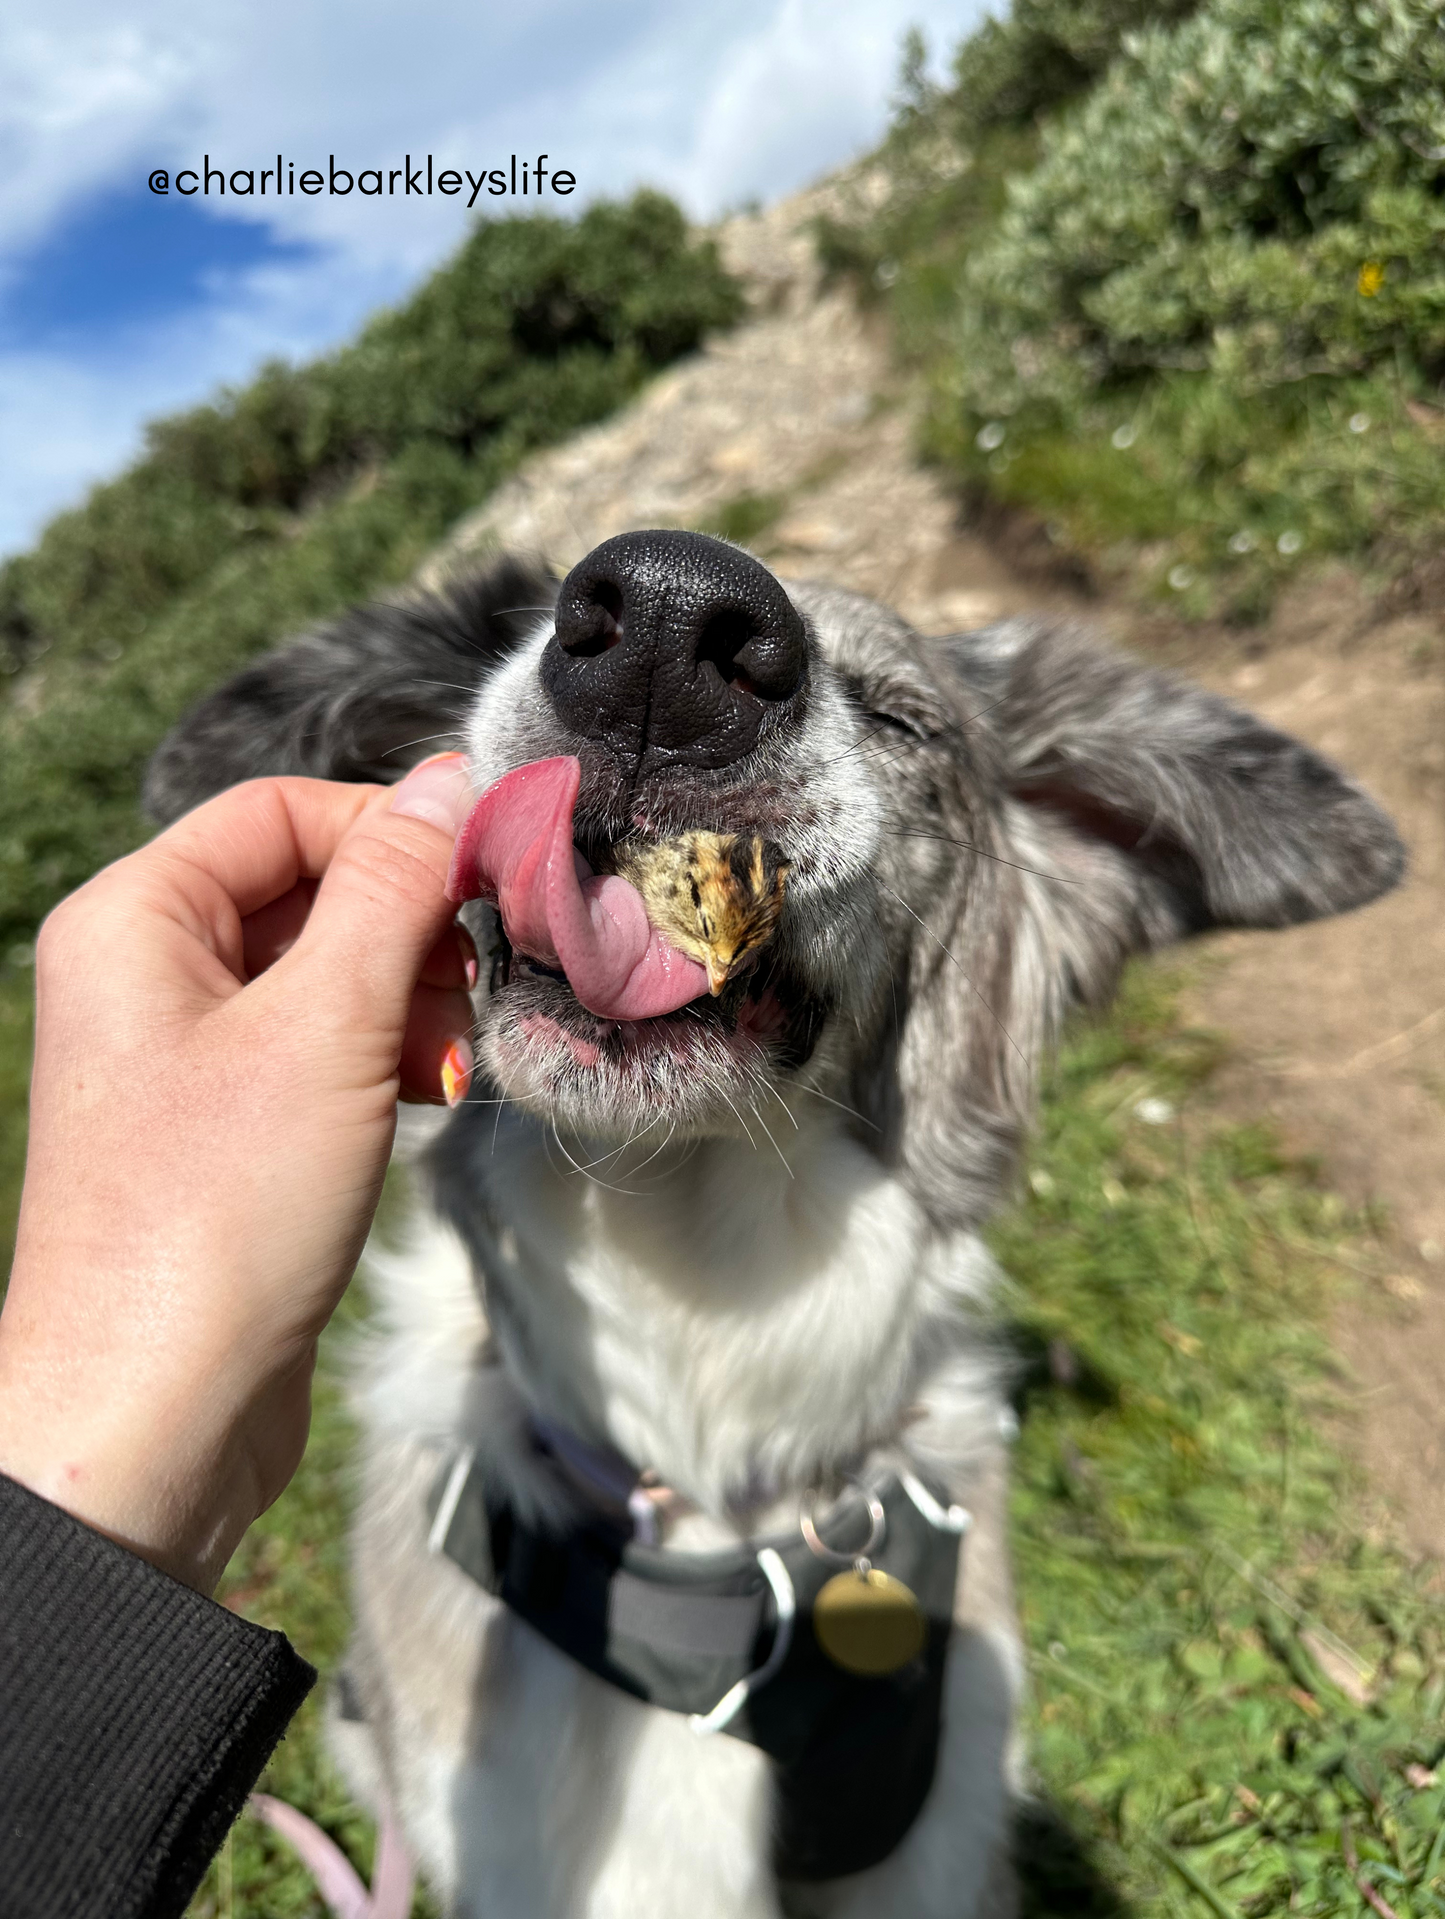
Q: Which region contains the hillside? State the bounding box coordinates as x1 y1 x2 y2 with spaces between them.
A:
820 0 1445 624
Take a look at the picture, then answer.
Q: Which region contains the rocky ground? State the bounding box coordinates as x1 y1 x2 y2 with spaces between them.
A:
425 186 1445 1557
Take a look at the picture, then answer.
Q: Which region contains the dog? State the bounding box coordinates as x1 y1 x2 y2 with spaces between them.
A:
148 529 1404 1918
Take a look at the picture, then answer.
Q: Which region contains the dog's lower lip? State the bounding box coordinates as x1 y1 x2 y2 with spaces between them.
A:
490 948 825 1070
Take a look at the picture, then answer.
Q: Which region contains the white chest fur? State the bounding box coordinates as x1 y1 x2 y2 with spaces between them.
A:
471 1117 938 1509
364 1108 1001 1520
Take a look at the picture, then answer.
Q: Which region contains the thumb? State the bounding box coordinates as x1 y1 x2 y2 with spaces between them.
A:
286 753 476 1037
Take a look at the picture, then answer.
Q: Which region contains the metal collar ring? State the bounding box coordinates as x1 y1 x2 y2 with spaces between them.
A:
799 1483 886 1571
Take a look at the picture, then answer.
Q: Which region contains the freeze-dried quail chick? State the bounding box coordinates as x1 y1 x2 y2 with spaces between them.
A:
613 832 789 995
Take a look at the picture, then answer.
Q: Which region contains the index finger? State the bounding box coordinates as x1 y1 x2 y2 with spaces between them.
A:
143 777 386 922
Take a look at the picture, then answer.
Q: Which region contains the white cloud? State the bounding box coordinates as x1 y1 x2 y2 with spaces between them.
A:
0 21 199 253
667 0 951 213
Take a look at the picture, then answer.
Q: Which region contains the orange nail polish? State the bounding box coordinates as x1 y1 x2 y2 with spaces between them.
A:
441 1037 473 1108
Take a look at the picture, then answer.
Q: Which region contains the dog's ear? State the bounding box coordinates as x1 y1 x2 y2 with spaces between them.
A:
886 617 1404 1227
143 556 556 823
947 617 1405 942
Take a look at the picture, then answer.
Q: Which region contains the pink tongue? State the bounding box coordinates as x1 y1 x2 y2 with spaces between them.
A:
446 756 709 1021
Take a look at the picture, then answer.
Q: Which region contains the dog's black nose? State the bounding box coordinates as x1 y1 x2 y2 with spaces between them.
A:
540 530 809 773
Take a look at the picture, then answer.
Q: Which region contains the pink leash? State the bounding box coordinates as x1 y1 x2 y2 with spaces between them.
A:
248 1794 415 1919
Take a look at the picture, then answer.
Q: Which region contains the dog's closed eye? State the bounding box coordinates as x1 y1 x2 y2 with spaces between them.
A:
839 669 945 743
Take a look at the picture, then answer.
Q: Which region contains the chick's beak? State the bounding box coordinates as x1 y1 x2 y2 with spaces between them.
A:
706 957 730 997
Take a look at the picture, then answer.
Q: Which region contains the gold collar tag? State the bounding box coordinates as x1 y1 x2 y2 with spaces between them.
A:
812 1567 926 1676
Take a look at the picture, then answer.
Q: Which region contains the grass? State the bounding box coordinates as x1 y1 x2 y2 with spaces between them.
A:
1004 966 1444 1916
921 367 1445 626
181 964 1445 1916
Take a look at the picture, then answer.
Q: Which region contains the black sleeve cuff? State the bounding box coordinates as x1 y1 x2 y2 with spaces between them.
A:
0 1472 316 1919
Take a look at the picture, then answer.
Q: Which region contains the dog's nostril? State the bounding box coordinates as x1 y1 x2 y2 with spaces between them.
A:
696 608 758 694
558 579 626 659
591 581 624 647
696 607 803 703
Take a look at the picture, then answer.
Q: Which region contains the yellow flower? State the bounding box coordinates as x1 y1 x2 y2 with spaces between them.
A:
1357 261 1385 298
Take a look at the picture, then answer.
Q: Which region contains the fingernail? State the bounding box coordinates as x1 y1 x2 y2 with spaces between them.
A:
390 752 473 836
458 924 480 992
440 1036 473 1108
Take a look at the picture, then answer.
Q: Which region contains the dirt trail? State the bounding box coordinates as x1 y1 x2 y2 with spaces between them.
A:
1178 609 1445 1555
427 188 1445 1557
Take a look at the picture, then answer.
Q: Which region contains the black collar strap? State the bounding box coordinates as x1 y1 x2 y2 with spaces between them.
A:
426 1450 969 1883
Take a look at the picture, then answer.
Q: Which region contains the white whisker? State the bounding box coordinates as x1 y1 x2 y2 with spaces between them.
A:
708 1077 757 1151
385 727 467 760
887 828 1081 887
791 1082 881 1131
548 1120 642 1196
746 1095 793 1179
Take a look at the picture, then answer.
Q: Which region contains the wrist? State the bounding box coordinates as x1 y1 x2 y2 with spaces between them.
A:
0 1323 305 1593
0 1408 236 1594
0 1451 239 1592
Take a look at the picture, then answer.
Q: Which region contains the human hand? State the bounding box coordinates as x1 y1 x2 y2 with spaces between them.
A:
0 758 477 1593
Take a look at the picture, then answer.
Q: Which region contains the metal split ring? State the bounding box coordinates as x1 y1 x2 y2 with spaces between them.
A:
800 1483 886 1570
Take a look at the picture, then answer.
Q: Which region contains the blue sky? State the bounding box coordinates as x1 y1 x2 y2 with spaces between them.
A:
0 0 986 560
2 182 320 345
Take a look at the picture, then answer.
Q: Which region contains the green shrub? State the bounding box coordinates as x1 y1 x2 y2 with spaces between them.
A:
946 0 1202 137
834 0 1445 612
946 0 1445 419
829 2 1204 324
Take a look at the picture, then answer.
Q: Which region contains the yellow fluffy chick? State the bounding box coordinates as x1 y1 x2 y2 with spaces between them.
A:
613 832 789 995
